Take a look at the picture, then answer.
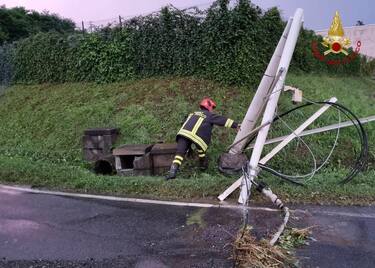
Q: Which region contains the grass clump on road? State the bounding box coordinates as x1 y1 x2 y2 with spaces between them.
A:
233 226 313 267
233 227 293 268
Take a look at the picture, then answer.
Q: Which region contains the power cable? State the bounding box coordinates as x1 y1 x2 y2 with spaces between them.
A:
272 111 318 181
253 100 368 185
262 109 341 181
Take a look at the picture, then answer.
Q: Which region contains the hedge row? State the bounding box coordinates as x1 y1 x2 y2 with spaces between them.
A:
0 0 371 86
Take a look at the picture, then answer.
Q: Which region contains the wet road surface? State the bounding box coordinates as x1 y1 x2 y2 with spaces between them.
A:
1 186 375 267
296 205 375 268
0 187 241 267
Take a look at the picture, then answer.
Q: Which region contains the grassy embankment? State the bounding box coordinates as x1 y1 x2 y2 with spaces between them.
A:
0 73 374 204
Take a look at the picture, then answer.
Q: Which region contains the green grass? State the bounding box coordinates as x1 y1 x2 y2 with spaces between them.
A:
0 74 374 205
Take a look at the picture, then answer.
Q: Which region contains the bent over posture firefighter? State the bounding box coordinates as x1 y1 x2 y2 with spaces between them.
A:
166 97 240 180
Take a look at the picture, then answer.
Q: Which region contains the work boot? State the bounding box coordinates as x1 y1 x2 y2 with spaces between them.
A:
198 157 209 171
165 163 179 180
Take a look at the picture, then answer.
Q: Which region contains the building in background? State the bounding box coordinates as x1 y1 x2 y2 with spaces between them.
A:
316 24 375 59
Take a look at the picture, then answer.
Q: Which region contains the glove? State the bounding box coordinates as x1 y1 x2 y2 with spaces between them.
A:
236 124 241 132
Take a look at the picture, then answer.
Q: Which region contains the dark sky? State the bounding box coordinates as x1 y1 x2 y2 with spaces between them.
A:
1 0 374 30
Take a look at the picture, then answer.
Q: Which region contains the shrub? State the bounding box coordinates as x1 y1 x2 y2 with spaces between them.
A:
0 0 369 86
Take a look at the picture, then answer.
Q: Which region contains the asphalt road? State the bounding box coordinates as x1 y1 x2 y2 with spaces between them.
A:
1 186 375 267
296 205 375 268
0 187 242 267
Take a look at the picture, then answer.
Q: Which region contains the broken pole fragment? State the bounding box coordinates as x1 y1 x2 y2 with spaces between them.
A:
228 18 293 155
260 97 338 164
238 8 305 205
248 114 375 148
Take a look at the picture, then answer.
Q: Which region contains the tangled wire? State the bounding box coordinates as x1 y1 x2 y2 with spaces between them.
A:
248 99 369 185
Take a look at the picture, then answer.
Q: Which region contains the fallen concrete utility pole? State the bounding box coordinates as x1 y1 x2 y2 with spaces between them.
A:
247 115 375 149
238 9 304 204
228 18 293 155
218 96 336 202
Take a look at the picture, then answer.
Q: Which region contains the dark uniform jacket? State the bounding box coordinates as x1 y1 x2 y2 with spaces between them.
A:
177 109 238 152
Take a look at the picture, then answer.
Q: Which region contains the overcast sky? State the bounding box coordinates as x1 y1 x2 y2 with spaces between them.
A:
1 0 374 30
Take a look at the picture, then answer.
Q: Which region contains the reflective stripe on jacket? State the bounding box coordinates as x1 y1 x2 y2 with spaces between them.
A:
177 109 238 151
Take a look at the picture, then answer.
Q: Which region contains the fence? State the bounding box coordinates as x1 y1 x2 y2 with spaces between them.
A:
77 2 213 33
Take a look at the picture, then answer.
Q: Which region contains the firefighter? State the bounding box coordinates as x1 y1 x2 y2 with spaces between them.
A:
166 97 240 180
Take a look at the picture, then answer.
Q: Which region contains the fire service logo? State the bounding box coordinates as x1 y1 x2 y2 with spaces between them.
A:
311 11 361 65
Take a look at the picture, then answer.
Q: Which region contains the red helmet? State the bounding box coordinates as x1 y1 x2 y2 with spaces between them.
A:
199 97 216 112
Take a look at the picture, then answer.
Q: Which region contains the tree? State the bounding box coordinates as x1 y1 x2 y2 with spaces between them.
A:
0 6 75 44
